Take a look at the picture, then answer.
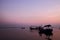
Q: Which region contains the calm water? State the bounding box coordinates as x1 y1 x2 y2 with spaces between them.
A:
0 27 60 40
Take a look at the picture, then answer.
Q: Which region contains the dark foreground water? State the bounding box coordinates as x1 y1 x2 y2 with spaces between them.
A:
0 27 60 40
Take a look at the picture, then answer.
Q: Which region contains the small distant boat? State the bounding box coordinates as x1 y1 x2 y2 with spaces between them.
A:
30 27 38 30
21 27 25 29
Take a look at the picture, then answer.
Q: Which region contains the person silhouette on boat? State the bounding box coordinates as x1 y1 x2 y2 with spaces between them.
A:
38 25 43 36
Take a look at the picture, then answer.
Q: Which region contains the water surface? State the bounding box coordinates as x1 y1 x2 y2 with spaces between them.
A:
0 27 60 40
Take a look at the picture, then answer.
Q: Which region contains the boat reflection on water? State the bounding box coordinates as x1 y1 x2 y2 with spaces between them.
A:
38 29 53 40
30 24 53 40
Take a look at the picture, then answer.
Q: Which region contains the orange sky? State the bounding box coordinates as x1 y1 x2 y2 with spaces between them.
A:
1 0 60 25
